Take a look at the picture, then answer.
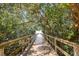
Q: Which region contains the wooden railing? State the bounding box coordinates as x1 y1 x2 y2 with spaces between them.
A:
45 34 79 56
21 37 36 56
0 35 32 56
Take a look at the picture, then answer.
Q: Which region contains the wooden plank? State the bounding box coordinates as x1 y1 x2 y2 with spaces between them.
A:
0 48 4 56
54 39 57 51
0 35 31 48
45 36 54 46
21 38 35 56
0 35 31 56
9 47 22 56
56 38 76 47
73 45 79 56
56 46 70 56
45 34 79 56
46 35 70 56
45 34 77 47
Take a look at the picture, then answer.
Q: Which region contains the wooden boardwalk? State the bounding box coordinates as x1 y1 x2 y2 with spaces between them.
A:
20 41 58 56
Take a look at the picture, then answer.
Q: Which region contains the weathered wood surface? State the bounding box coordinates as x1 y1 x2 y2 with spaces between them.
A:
20 38 35 56
0 35 31 56
45 34 79 56
21 41 58 56
56 46 70 56
0 48 4 56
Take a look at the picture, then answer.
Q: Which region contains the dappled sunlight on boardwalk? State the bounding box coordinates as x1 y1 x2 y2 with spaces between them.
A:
20 41 58 56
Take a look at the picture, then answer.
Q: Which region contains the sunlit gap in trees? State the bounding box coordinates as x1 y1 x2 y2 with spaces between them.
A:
34 30 44 45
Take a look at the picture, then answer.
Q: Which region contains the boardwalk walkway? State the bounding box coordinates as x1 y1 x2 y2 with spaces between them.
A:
20 40 58 56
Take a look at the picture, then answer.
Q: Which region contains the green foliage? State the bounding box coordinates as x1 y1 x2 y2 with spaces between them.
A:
0 3 76 41
0 4 41 42
0 34 6 42
41 4 76 40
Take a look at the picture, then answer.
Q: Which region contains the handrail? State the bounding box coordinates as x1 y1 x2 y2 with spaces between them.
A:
0 36 28 48
21 37 36 56
45 34 77 46
45 34 79 56
0 35 31 56
56 46 70 56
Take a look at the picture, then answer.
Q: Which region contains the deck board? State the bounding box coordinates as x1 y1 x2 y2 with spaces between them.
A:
20 41 58 56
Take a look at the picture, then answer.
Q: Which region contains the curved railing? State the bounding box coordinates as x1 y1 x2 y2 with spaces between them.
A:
21 36 36 56
0 35 32 56
1 34 79 56
45 34 79 56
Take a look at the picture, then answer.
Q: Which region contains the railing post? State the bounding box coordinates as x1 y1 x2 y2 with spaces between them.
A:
0 47 4 56
19 39 23 52
54 38 57 52
73 45 79 56
22 39 25 52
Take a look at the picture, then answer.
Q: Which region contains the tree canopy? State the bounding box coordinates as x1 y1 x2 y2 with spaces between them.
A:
0 3 78 43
